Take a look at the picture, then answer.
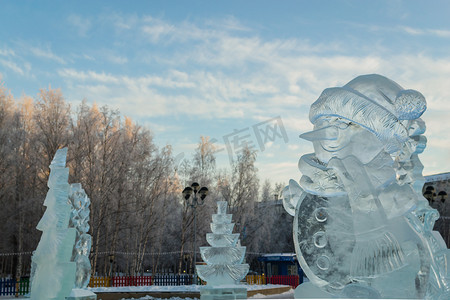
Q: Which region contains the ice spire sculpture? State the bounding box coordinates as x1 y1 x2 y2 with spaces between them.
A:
30 148 77 300
196 201 249 299
282 74 450 299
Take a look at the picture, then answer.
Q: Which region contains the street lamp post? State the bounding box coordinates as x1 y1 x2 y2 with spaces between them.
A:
108 254 114 277
182 182 208 285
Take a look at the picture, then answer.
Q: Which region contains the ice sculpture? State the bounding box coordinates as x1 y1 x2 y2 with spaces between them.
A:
68 183 95 298
197 201 249 299
30 148 77 300
282 74 450 299
30 148 96 300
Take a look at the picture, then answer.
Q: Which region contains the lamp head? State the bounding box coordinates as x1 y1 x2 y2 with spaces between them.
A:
191 182 200 192
438 191 447 203
426 186 435 192
423 190 433 202
182 187 193 200
199 187 209 200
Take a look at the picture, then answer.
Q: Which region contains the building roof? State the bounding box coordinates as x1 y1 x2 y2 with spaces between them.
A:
258 253 297 262
425 172 450 183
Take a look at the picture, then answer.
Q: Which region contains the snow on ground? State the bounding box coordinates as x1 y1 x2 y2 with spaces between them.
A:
117 287 295 300
119 297 198 300
89 284 289 293
0 284 293 300
118 288 295 300
249 289 294 299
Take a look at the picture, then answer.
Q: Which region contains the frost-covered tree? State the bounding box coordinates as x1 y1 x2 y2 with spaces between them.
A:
217 146 259 252
177 136 218 274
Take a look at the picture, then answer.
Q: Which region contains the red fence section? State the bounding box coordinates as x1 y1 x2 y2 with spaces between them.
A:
267 275 300 288
112 276 152 287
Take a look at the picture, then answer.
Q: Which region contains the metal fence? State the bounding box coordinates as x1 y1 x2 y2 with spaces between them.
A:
0 278 29 296
89 274 300 288
0 274 300 295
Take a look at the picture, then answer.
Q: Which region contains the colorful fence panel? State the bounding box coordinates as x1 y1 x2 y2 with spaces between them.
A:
0 278 16 296
112 276 152 287
152 274 192 286
88 274 300 288
267 275 300 288
246 274 266 285
0 278 30 296
18 278 30 295
89 276 111 287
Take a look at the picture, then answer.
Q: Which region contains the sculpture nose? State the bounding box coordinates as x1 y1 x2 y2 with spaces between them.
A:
299 125 338 141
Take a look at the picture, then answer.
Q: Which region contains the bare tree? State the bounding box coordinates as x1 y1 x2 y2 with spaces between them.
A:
177 136 217 274
217 146 259 250
0 81 297 278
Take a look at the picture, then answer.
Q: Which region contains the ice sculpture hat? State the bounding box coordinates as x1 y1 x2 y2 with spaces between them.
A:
344 74 426 120
307 74 426 153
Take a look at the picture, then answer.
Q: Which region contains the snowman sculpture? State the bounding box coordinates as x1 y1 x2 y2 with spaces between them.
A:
283 74 450 299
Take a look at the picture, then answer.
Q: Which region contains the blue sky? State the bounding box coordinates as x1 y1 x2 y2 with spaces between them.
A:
1 0 450 185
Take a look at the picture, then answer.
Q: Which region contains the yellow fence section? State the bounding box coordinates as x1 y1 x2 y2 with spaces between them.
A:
89 276 111 287
246 275 266 285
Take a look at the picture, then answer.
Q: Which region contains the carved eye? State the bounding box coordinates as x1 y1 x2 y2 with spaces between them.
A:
336 122 350 130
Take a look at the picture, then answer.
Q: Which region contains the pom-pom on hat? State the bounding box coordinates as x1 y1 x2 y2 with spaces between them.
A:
309 74 426 153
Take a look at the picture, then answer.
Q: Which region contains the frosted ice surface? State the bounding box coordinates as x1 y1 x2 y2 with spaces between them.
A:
73 255 91 288
197 264 250 286
212 213 232 224
50 147 68 168
283 75 450 299
69 183 93 289
206 233 239 247
210 222 235 234
217 201 228 214
200 246 246 265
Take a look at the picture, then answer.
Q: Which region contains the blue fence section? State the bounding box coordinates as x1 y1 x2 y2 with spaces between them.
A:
152 274 193 286
0 278 16 296
0 278 30 296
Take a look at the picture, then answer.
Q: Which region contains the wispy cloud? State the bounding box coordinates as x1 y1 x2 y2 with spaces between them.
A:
58 51 450 123
428 29 450 38
29 45 66 64
67 14 92 37
399 26 424 36
141 17 176 43
0 59 24 75
106 12 139 31
58 69 119 83
104 53 128 64
0 47 15 57
54 14 450 180
204 15 252 32
71 53 95 61
347 21 450 39
399 26 450 38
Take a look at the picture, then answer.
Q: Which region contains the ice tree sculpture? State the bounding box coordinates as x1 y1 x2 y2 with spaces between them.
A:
282 74 450 299
197 201 249 299
69 183 93 289
30 148 76 300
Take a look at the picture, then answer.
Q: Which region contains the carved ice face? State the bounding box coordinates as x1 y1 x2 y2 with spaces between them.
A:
312 117 384 164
